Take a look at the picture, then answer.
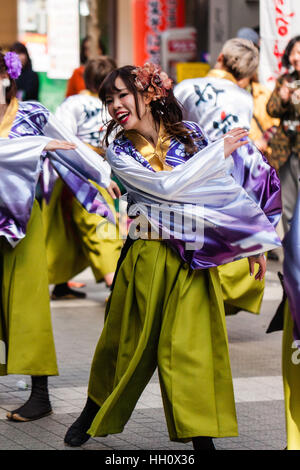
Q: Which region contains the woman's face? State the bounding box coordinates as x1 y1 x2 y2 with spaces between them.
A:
105 77 148 131
289 41 300 73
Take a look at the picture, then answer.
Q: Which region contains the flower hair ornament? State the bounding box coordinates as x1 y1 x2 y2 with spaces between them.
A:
4 52 22 79
132 63 173 101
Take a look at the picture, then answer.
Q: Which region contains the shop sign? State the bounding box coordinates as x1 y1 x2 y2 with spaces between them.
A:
47 0 80 79
133 0 185 66
160 27 197 78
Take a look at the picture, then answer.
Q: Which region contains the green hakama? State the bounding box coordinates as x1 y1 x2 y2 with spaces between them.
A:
0 200 58 376
218 258 265 316
282 300 300 450
87 239 238 441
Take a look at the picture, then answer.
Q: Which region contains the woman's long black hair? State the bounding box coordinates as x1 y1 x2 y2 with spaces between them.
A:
99 65 201 154
282 35 300 69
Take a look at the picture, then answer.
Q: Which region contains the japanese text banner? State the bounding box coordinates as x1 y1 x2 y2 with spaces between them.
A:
260 0 300 89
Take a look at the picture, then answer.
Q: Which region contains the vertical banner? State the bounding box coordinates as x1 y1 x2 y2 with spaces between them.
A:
260 0 300 89
47 0 80 79
132 0 185 66
208 0 229 67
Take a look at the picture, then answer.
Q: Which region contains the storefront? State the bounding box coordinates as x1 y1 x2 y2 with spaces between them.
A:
0 0 260 111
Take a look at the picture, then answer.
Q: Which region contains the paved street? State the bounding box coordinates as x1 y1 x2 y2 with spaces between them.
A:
0 256 287 450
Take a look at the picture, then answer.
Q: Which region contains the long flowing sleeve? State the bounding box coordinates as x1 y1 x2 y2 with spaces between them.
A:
43 113 111 189
41 112 114 222
230 142 282 228
0 135 51 246
107 139 281 269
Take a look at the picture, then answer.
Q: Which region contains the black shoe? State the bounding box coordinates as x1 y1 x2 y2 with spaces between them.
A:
64 397 100 447
192 436 216 450
51 283 86 300
64 422 91 447
7 376 52 422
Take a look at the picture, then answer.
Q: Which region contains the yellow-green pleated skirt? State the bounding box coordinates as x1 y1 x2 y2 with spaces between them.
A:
0 200 58 376
43 179 123 284
218 258 265 315
87 239 238 442
282 300 300 450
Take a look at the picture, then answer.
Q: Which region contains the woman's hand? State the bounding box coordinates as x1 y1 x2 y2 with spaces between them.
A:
279 81 292 103
248 254 266 281
45 140 76 151
107 180 121 199
223 128 249 158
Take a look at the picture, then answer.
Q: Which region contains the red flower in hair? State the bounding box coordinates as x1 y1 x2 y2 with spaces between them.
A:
132 63 173 101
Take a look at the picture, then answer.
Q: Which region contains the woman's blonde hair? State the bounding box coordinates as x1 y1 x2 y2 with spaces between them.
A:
221 38 259 80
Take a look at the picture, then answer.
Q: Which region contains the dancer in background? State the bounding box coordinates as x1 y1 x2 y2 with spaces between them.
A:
66 36 106 98
175 38 281 316
64 64 281 449
45 56 122 299
10 42 39 101
0 51 116 422
281 189 300 450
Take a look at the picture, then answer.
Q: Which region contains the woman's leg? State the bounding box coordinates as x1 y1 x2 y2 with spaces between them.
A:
7 376 52 422
64 240 166 446
157 266 237 442
51 282 86 300
0 202 58 420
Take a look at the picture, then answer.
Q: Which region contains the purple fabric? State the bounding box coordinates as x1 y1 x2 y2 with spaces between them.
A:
283 192 300 343
113 121 281 269
231 141 282 228
50 159 115 224
0 101 114 243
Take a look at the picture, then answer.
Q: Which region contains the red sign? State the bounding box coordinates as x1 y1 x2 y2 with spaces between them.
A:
270 0 295 83
133 0 185 66
168 38 196 54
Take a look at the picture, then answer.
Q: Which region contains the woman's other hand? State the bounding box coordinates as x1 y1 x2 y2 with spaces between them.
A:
107 180 121 199
248 254 266 281
279 81 293 103
45 140 76 151
223 128 249 158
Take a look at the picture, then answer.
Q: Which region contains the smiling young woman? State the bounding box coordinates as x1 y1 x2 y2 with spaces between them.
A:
64 63 280 450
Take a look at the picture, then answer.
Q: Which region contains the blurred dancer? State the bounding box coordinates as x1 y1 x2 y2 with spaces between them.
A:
10 42 39 101
281 190 300 450
66 36 105 98
45 57 122 299
175 38 282 316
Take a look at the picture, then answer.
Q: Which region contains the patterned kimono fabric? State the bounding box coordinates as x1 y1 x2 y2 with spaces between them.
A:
0 98 58 376
43 91 122 285
86 124 238 441
175 69 273 316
